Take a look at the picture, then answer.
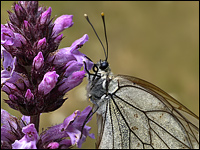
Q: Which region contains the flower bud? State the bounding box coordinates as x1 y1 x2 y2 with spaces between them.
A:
37 38 46 49
4 82 18 92
9 94 18 101
14 4 22 16
23 20 30 30
32 52 44 70
40 7 52 24
25 89 34 102
47 142 59 149
38 71 59 95
53 15 73 36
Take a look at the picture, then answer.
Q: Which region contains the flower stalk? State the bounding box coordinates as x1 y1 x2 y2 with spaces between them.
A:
30 114 40 133
1 1 94 149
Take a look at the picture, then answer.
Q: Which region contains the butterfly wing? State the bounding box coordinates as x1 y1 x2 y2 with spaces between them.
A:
96 74 199 149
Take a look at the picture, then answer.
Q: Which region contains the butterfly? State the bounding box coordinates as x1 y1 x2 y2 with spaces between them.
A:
84 13 199 149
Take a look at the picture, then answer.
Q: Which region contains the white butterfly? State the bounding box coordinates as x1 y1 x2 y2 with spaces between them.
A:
84 13 199 149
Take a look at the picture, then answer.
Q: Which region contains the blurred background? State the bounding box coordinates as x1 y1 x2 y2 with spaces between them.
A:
1 1 199 149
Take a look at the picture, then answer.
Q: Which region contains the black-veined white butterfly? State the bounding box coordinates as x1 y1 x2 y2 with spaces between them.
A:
84 13 199 149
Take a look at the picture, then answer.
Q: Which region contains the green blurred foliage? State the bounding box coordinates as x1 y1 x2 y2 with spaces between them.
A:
1 1 199 149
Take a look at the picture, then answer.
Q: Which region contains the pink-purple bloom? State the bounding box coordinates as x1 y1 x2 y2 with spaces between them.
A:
1 107 94 149
53 15 74 36
1 109 27 149
1 1 94 149
12 124 39 149
1 24 26 47
1 1 93 115
40 106 95 149
1 48 17 84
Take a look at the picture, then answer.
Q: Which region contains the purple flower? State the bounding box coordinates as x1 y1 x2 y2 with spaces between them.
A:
1 24 26 47
49 34 93 70
12 124 39 149
1 109 29 149
1 106 94 149
1 48 16 84
48 34 89 65
1 1 93 115
40 106 95 149
1 25 15 46
1 1 94 148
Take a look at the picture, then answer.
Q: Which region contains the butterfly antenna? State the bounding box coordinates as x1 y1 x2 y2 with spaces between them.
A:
101 12 108 61
84 14 107 61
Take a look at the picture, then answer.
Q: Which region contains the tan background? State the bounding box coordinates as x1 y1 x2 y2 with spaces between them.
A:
1 1 199 149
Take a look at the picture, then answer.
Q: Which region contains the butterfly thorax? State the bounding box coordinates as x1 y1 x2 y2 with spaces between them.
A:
86 61 114 113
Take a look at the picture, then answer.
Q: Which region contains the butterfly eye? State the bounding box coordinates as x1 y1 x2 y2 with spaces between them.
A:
100 61 109 70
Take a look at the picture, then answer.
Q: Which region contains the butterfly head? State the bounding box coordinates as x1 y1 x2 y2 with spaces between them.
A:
99 60 109 70
95 59 111 75
85 59 111 80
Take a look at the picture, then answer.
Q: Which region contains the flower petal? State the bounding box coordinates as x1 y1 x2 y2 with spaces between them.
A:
58 70 85 93
12 124 39 149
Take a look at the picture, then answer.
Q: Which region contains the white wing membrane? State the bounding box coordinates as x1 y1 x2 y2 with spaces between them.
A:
96 75 199 149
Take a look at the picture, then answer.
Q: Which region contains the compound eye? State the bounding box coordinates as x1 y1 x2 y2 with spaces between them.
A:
100 61 109 70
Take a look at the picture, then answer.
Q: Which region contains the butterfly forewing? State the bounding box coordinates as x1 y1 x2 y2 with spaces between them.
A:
91 73 199 149
118 75 199 138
